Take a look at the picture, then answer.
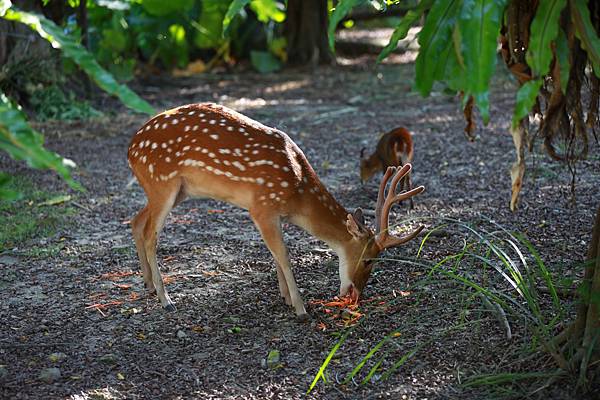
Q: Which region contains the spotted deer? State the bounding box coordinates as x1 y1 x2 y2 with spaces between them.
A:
127 103 424 320
360 127 414 208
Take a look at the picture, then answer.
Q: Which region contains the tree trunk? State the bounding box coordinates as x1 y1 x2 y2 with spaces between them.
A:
285 0 333 66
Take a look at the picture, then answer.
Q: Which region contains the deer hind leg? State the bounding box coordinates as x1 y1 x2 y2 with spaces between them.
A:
140 182 182 311
275 263 292 305
249 209 307 320
131 206 154 292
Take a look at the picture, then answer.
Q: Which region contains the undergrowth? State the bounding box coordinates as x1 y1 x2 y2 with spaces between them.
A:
28 85 103 121
0 175 76 253
308 216 589 398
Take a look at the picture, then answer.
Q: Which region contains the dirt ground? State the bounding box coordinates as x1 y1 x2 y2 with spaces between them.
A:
1 47 599 399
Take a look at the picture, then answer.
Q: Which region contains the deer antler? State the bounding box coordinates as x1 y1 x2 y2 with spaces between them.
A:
374 165 424 251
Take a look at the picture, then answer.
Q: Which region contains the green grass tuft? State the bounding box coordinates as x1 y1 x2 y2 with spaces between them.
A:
0 175 76 253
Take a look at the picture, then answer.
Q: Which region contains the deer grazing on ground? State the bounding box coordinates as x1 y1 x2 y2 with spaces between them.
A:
360 127 415 208
127 103 424 320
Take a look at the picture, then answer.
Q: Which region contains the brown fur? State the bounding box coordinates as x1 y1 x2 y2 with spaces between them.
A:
128 104 423 319
360 127 414 207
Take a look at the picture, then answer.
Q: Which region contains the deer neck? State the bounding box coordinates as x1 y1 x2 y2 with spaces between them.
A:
288 174 358 291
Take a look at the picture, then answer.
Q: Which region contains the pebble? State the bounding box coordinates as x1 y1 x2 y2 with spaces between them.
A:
264 349 281 370
177 330 187 339
0 365 7 382
48 352 67 363
99 353 117 364
39 367 61 383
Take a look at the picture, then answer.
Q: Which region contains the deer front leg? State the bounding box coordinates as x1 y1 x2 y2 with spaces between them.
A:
250 209 308 320
140 189 179 312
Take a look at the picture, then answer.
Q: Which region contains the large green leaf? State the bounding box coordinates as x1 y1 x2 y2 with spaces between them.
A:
526 0 566 77
555 27 571 94
570 0 600 78
250 0 285 23
2 7 155 115
414 0 462 96
195 0 230 49
377 0 434 63
327 0 366 51
250 50 282 73
223 0 250 37
0 0 9 15
512 79 542 128
0 93 81 198
457 0 508 123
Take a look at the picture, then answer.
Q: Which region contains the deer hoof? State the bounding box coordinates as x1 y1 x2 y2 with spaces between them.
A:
296 313 310 323
164 303 177 313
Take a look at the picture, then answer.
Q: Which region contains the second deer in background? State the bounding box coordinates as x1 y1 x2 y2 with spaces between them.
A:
360 127 415 209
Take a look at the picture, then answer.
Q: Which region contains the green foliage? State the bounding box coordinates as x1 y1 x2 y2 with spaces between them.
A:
195 0 230 49
512 79 542 128
142 0 194 17
570 0 600 77
250 50 281 73
377 0 434 63
0 173 19 201
224 0 284 37
310 217 568 393
0 93 80 198
249 0 285 23
526 0 567 77
328 0 366 51
28 85 103 121
414 0 461 96
223 0 251 36
554 28 571 94
0 175 76 252
2 5 155 115
457 0 507 123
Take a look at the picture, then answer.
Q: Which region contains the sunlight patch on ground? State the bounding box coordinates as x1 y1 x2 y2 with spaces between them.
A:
70 386 123 400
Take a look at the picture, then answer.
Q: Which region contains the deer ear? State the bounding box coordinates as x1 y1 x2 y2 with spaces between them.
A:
353 208 365 225
360 147 366 159
345 208 369 240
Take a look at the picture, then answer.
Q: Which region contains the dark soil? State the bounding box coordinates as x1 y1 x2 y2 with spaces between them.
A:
1 46 599 399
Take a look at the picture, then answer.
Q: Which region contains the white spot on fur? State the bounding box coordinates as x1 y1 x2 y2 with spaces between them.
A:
232 161 246 171
210 134 219 140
